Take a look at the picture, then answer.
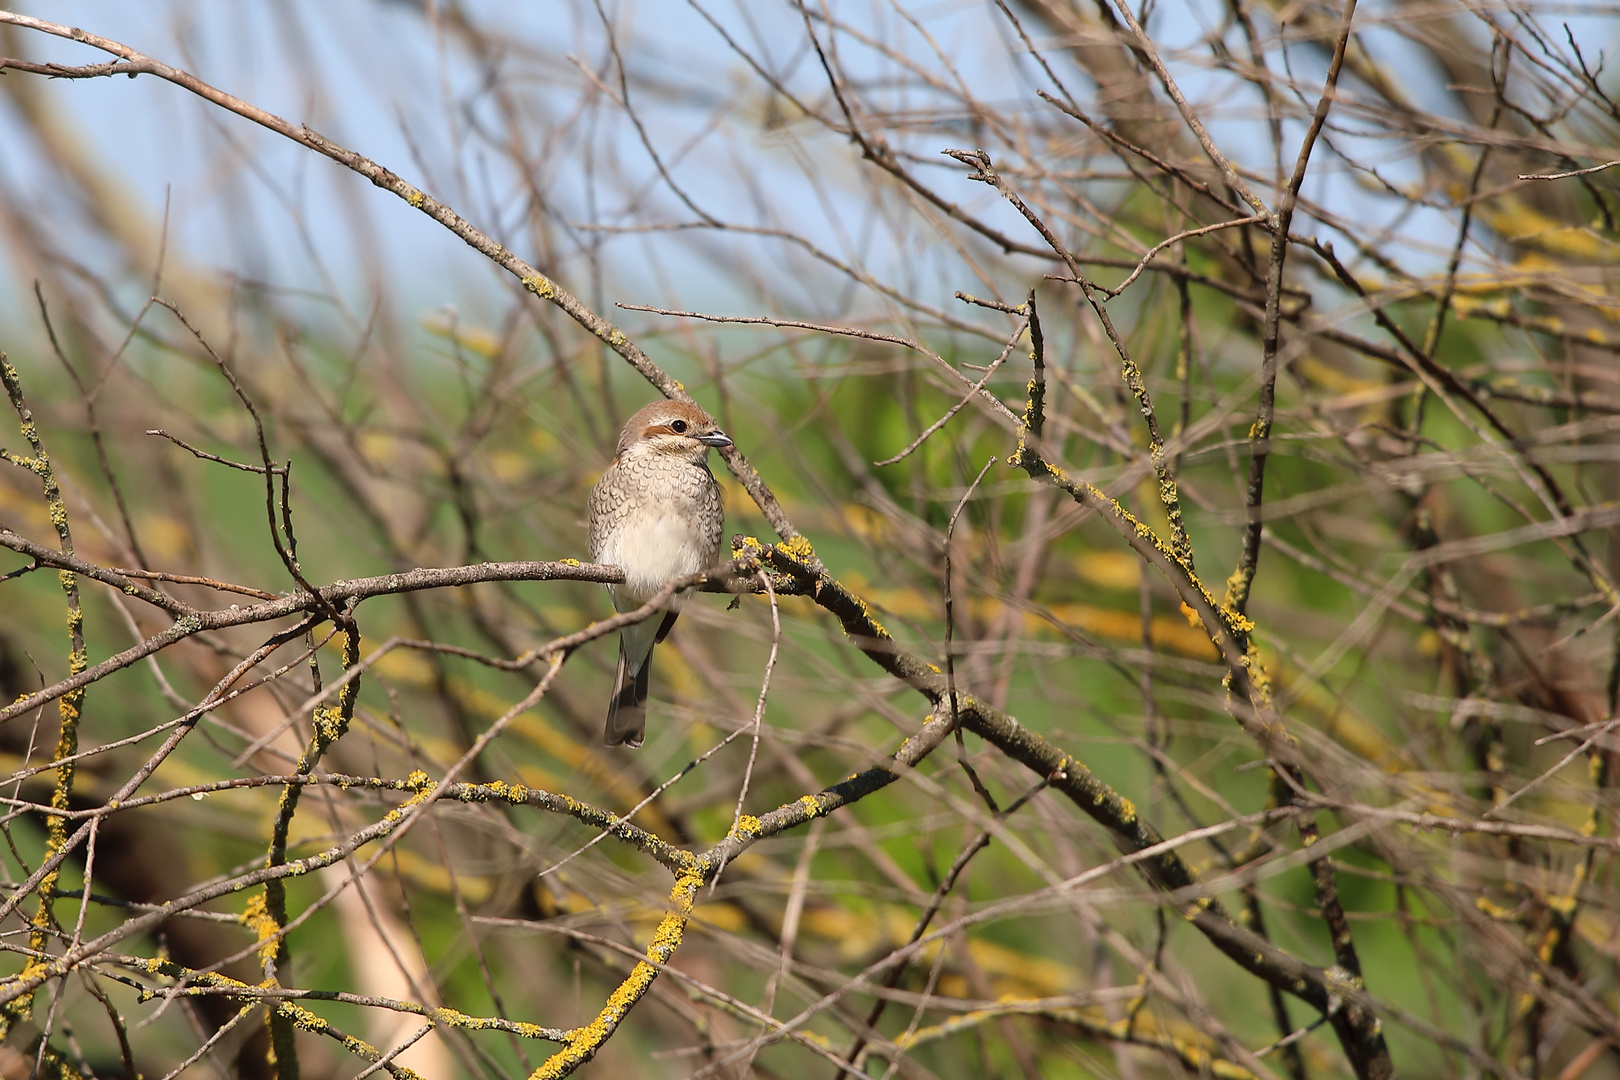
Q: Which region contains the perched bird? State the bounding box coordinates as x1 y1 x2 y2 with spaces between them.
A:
587 400 731 747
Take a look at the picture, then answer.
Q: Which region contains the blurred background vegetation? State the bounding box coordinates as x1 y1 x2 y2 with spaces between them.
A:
1 0 1619 1077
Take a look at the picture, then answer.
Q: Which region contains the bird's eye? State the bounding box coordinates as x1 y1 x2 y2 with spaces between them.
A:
670 419 688 434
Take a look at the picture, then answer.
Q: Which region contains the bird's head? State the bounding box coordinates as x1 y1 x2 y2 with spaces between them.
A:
616 400 733 463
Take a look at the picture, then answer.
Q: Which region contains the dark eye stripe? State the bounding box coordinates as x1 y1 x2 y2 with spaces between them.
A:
643 422 692 438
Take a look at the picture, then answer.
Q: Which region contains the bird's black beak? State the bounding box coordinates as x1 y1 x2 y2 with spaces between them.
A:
697 431 734 448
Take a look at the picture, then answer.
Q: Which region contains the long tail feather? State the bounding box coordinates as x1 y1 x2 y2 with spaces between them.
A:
603 638 651 747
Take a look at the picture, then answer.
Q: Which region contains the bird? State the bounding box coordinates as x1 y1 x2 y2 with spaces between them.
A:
587 399 731 747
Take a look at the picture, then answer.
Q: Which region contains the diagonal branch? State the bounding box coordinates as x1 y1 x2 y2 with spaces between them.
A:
0 11 810 567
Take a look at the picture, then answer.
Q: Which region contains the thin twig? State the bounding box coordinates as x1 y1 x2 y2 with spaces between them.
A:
1519 159 1620 180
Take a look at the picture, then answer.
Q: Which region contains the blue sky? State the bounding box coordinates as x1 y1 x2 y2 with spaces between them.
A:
1 0 1613 351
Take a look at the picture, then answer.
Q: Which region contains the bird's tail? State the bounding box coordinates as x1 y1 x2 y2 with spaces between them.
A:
604 638 652 747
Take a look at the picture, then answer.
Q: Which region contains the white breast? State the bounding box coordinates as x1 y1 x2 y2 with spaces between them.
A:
596 506 709 610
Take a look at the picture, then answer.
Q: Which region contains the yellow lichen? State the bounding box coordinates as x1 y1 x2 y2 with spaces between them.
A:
775 534 816 562
431 1007 554 1040
240 894 281 965
531 869 700 1079
281 1002 330 1034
